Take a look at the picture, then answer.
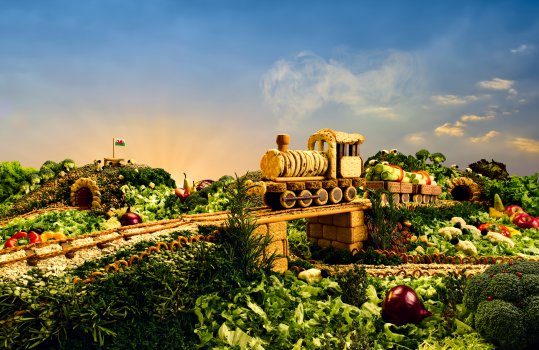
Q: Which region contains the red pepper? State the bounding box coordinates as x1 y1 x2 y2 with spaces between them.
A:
3 231 42 248
388 165 405 182
478 223 511 237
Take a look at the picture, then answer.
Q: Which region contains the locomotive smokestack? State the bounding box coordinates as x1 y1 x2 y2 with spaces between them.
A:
276 134 290 152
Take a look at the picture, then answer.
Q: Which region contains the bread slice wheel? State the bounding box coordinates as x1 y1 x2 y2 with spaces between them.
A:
313 188 328 205
260 149 284 179
343 186 357 202
279 190 296 209
328 187 343 204
297 189 313 208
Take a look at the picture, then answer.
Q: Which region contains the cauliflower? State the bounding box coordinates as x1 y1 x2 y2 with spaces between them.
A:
486 232 515 248
455 240 477 256
438 227 462 240
298 268 322 284
450 217 466 227
463 224 481 237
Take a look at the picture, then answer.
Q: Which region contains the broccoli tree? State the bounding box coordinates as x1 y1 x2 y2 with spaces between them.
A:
40 160 61 174
61 158 76 172
428 152 446 165
463 261 539 349
0 161 37 203
415 149 430 165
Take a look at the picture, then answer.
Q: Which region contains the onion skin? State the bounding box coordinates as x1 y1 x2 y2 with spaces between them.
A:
382 285 432 326
195 179 214 191
119 208 142 226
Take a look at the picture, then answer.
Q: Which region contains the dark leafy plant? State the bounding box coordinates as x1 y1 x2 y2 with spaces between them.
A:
335 264 370 308
468 159 509 180
217 175 279 280
365 189 402 251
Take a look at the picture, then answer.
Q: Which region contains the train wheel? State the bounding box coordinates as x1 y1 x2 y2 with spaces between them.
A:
279 190 297 209
328 187 343 204
392 193 401 204
313 188 328 205
422 195 431 204
343 186 357 202
297 189 313 208
431 195 438 203
412 194 422 203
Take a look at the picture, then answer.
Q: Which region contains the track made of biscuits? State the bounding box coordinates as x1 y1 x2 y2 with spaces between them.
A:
0 199 530 278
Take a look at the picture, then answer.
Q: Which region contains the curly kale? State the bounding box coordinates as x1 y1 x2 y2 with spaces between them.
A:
119 167 176 188
468 159 509 180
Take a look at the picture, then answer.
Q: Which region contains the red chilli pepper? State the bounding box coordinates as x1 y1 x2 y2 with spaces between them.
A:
389 165 405 182
413 170 432 185
478 223 511 237
3 231 42 249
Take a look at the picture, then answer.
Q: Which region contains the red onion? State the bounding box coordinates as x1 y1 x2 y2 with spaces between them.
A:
382 285 432 326
119 207 142 226
195 179 214 191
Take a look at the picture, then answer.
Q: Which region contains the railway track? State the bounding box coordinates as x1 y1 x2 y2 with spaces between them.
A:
0 199 532 279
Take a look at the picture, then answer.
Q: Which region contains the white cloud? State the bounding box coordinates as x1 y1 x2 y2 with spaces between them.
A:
506 137 539 153
469 130 499 143
510 44 534 54
477 78 515 91
261 50 422 128
460 114 495 122
405 133 426 145
431 94 482 106
434 121 465 137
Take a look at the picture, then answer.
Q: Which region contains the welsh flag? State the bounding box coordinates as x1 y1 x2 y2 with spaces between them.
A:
115 138 126 146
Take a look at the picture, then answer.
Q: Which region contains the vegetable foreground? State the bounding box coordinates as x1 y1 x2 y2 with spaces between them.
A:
0 153 538 349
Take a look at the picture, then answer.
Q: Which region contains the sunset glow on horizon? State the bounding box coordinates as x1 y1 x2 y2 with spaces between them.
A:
1 0 538 185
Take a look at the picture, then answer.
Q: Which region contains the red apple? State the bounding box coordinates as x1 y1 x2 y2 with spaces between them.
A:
174 187 190 202
504 204 524 218
513 213 539 229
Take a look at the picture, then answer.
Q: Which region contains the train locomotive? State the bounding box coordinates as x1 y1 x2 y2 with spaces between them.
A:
258 128 366 210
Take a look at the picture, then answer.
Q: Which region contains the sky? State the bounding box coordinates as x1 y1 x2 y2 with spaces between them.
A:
1 0 538 185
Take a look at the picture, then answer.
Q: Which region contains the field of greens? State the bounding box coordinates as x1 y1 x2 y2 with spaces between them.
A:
0 153 538 349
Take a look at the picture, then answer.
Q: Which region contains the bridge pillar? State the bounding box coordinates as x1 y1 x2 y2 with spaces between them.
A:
306 211 368 252
254 221 288 273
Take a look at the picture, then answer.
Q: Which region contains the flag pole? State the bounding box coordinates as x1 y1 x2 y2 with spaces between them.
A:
112 138 115 159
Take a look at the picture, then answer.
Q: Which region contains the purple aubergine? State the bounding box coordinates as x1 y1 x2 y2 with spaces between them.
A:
119 208 142 226
382 285 432 326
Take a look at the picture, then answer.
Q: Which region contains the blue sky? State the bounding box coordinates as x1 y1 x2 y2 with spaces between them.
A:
1 0 538 183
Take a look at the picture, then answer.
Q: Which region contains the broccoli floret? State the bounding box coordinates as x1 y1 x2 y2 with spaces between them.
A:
484 260 539 275
524 296 539 346
463 273 490 311
184 194 208 208
464 261 539 349
475 299 527 350
415 149 430 163
508 260 539 275
521 274 539 296
483 273 522 303
61 158 76 172
429 152 446 165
